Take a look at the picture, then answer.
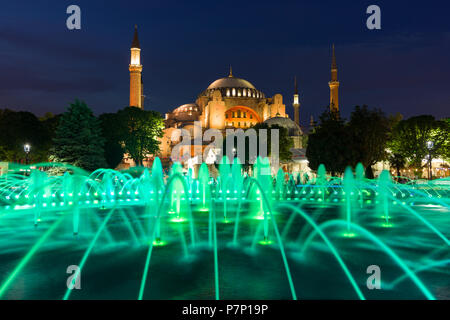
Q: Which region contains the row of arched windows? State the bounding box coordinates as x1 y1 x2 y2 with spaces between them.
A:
175 105 199 113
226 110 254 119
226 121 253 128
205 88 264 99
225 88 263 98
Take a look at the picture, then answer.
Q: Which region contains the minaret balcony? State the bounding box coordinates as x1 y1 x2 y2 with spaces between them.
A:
129 65 143 72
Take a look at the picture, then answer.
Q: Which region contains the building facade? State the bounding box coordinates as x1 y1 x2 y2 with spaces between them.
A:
124 27 341 175
159 67 307 172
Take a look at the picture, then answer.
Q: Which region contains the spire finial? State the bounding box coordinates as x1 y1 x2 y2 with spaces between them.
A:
228 65 233 77
131 25 140 48
331 43 337 69
294 76 298 94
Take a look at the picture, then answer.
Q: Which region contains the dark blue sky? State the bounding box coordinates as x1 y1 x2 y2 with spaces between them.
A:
0 0 449 124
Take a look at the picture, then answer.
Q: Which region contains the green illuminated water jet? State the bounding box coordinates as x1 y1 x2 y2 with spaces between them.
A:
0 159 448 300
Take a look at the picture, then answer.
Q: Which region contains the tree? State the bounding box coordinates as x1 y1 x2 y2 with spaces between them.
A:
389 115 449 169
50 100 107 171
348 106 390 169
115 107 164 166
39 112 61 161
441 118 450 162
99 113 125 169
222 123 293 171
40 112 61 138
253 123 293 163
0 109 51 163
306 109 355 175
387 152 406 177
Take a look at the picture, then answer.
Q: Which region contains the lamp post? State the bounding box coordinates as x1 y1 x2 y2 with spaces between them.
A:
24 144 31 165
426 140 434 180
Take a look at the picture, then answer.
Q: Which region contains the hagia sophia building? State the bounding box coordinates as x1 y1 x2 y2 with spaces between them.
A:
120 26 340 174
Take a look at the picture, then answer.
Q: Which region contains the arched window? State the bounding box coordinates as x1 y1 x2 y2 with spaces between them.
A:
232 88 236 96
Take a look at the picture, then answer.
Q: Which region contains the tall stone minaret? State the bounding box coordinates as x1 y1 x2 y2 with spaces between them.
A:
129 25 143 108
328 44 339 113
293 76 300 126
310 115 314 127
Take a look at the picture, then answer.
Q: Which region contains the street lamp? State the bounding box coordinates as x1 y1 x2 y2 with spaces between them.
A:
426 140 434 180
24 144 31 165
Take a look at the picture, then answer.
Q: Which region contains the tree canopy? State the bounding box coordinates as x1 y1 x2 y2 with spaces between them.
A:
348 105 390 168
114 107 164 166
0 109 53 163
99 112 125 169
389 115 449 168
50 100 107 171
306 109 355 175
222 123 293 171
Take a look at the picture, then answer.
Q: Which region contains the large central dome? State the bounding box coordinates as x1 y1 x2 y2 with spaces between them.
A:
207 76 256 90
200 69 265 99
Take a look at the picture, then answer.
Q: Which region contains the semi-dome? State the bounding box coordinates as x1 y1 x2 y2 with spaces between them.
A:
173 103 199 113
264 116 303 136
171 103 200 122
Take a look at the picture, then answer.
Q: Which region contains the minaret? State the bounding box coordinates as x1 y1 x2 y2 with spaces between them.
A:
141 77 144 108
310 115 315 128
129 25 143 108
328 44 339 113
293 76 300 126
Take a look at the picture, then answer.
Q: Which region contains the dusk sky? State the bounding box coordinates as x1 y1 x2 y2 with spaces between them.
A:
0 0 449 123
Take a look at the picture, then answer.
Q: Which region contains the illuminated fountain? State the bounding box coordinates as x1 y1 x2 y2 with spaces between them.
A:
0 158 448 300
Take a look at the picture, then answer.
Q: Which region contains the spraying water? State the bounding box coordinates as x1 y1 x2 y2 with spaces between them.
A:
0 158 448 300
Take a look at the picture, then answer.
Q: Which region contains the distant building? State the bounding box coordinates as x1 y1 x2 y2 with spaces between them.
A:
122 27 341 175
129 25 144 109
329 44 339 113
